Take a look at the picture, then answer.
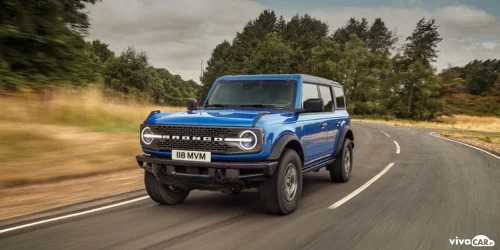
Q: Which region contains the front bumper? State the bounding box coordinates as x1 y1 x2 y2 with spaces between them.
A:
136 154 278 191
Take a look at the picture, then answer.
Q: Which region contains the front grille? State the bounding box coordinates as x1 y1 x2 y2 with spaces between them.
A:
155 126 231 138
156 140 231 152
142 125 263 154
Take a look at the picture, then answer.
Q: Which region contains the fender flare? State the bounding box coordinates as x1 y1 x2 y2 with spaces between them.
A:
266 133 303 161
334 125 354 156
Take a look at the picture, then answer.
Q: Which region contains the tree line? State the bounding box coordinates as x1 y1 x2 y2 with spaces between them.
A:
0 0 198 106
200 10 499 119
1 1 498 117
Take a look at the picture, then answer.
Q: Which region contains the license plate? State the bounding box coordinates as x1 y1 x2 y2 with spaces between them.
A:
172 150 211 162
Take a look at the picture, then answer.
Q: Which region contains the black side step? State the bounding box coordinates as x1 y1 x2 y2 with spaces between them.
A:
302 159 334 173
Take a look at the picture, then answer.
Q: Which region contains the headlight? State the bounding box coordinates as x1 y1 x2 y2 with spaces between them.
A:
141 127 161 145
237 130 258 150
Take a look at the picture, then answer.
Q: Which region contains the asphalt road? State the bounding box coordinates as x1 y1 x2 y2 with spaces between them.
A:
1 122 499 250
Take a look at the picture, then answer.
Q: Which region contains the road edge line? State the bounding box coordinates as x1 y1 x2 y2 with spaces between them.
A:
429 132 500 160
327 162 395 210
0 196 149 235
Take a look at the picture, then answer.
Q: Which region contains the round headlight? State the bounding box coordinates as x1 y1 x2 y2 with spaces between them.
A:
141 127 154 145
238 130 258 150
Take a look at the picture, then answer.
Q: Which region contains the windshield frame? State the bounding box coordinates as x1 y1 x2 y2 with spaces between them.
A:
203 79 298 109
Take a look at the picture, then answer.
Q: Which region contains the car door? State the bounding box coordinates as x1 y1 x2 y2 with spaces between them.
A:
331 85 349 154
298 82 329 167
318 84 338 156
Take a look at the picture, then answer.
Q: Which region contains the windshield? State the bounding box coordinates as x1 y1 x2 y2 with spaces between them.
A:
205 80 296 108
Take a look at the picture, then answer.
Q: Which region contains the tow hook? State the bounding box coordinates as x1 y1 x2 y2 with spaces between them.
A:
215 169 225 181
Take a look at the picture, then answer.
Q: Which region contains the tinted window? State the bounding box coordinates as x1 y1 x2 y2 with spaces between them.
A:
319 85 333 112
302 83 319 106
206 80 296 108
333 86 346 109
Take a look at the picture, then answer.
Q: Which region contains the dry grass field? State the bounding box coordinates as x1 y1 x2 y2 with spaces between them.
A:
0 86 184 188
353 115 500 134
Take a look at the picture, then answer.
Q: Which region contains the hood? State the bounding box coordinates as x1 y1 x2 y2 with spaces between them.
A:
145 109 283 127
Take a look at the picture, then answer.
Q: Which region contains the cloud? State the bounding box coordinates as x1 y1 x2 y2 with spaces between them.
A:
435 4 499 36
85 0 266 82
85 1 500 82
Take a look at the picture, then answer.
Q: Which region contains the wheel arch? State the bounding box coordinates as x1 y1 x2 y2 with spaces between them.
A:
266 134 304 166
334 125 355 156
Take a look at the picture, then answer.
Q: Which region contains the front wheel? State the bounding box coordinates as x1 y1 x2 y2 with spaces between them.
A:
329 138 353 183
259 149 303 215
144 171 190 205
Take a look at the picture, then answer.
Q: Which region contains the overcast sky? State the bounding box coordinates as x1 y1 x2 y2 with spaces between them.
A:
85 0 500 83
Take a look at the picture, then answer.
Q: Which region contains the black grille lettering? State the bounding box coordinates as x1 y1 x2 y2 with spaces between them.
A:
182 136 190 140
203 137 211 141
192 137 201 141
172 136 180 140
214 137 223 141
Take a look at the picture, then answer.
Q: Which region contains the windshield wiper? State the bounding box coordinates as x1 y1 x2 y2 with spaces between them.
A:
239 104 276 108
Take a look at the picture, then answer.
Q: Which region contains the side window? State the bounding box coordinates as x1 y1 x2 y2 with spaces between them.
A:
301 83 319 106
318 85 333 112
333 86 346 109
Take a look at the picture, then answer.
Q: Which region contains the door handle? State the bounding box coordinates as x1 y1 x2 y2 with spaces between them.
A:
320 122 327 128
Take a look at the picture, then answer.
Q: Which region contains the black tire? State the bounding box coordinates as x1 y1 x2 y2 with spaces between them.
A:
329 138 353 183
259 148 303 215
144 171 190 205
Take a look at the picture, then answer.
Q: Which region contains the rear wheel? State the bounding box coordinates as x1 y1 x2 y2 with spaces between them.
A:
144 171 190 205
328 138 353 183
259 149 303 215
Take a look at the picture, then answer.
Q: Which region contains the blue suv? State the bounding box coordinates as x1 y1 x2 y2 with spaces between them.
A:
136 74 354 215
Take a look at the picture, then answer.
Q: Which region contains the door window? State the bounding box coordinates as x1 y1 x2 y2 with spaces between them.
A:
318 85 333 112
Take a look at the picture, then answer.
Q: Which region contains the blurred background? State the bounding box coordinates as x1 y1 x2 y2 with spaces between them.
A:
0 0 499 220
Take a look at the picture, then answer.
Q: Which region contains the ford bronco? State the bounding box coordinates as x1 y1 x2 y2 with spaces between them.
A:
136 74 354 215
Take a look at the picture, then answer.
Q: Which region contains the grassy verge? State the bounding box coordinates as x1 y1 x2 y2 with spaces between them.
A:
0 122 142 188
437 132 500 154
0 85 184 188
0 85 184 134
353 115 500 133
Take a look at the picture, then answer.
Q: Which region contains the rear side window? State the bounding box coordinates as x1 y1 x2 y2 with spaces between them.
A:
301 83 319 105
333 86 346 109
318 85 333 112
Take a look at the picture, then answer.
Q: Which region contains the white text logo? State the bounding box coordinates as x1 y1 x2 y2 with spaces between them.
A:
449 235 495 247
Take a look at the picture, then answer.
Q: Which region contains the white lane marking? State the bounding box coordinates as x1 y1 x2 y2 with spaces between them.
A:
328 163 395 210
429 132 500 160
0 196 150 235
380 130 391 137
394 141 400 154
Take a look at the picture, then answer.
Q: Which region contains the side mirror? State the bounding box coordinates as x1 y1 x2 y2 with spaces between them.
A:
303 98 324 113
187 98 198 111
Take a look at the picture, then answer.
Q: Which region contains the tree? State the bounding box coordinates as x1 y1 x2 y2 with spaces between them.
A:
281 14 329 73
199 40 233 101
403 18 443 66
366 18 398 56
332 17 369 45
242 32 294 74
231 10 279 69
0 0 101 89
88 40 115 63
467 65 496 95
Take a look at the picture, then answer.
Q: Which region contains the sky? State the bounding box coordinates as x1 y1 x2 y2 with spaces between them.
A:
85 0 500 83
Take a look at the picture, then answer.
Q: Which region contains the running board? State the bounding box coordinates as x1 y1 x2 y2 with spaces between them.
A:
302 159 335 173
